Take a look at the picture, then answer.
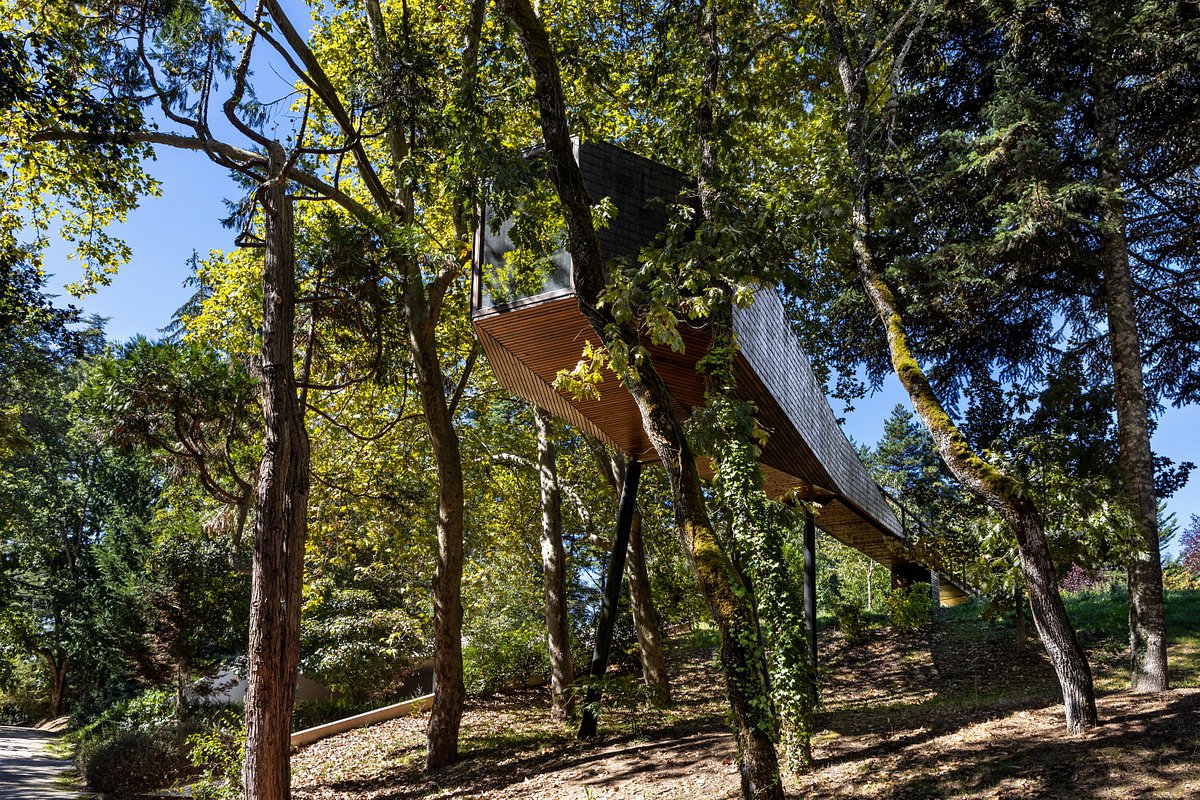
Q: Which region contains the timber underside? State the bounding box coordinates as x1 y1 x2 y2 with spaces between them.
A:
472 296 970 606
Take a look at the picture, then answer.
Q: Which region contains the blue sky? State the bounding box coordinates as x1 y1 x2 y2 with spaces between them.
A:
49 140 1198 561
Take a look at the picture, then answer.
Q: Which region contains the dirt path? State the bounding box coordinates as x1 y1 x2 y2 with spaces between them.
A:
0 726 77 800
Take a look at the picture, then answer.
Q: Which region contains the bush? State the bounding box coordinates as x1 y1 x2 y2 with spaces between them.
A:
0 655 48 724
0 692 46 725
187 712 245 800
832 594 868 644
885 583 933 633
463 615 548 695
72 688 215 794
77 723 199 793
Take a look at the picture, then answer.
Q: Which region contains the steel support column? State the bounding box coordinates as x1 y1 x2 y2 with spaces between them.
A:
579 458 642 739
804 509 818 686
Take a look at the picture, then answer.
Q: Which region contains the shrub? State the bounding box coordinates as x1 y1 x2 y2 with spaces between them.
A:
885 583 933 633
832 594 868 644
463 616 547 695
0 692 46 725
78 724 197 793
0 656 47 724
188 712 245 800
73 688 220 794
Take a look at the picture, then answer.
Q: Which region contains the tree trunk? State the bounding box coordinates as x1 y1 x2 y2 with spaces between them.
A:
855 199 1098 733
534 408 575 721
243 151 310 800
364 0 468 768
589 443 672 703
1093 76 1169 693
407 279 466 772
1014 590 1027 653
175 659 187 714
43 654 67 719
625 495 672 703
815 4 1097 733
496 2 784 794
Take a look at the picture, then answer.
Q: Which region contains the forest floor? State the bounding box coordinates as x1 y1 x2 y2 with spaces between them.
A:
291 591 1200 800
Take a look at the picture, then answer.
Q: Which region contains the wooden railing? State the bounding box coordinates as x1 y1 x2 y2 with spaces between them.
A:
876 485 976 593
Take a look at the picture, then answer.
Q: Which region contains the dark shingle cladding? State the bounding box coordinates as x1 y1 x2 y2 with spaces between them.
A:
475 141 690 313
574 141 691 264
732 289 902 539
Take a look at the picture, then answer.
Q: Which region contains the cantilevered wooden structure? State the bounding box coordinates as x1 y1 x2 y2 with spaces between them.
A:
471 141 969 606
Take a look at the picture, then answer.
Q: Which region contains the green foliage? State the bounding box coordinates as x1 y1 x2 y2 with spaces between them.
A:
698 348 814 771
463 603 549 696
0 655 45 723
810 531 889 614
187 712 246 800
141 492 251 694
0 314 162 716
77 727 194 794
72 688 197 793
291 696 375 733
830 593 869 645
885 584 934 634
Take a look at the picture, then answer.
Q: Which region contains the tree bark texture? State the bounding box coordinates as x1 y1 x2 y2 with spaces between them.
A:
407 278 467 771
589 443 672 703
496 1 784 794
364 0 469 767
624 489 672 703
243 153 311 800
1093 76 1169 693
849 138 1098 733
534 408 575 721
44 654 67 718
817 2 1097 733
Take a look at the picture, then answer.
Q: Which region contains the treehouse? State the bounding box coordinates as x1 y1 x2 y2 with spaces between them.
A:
470 141 968 607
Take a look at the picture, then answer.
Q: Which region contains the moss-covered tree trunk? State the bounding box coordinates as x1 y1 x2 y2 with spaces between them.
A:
534 408 575 720
243 150 310 800
1093 74 1169 694
497 1 784 795
817 1 1097 733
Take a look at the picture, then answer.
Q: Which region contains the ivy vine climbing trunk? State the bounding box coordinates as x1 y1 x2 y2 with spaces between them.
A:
693 0 811 769
534 408 575 721
1093 74 1169 694
243 147 310 800
816 0 1097 733
497 0 784 795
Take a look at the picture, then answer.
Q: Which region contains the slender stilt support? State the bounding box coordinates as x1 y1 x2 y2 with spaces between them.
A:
579 458 642 739
803 509 818 701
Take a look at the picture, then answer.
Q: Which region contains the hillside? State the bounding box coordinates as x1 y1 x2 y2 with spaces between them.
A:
291 591 1200 799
